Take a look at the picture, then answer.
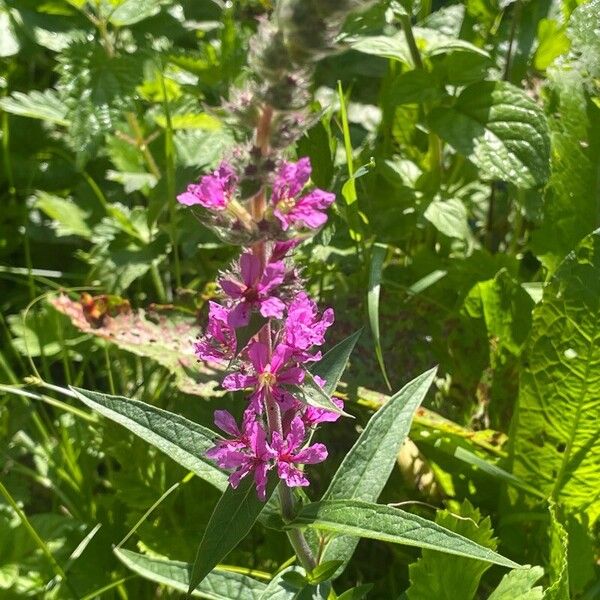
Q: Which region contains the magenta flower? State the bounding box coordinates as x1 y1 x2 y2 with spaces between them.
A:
177 162 237 210
194 302 236 364
271 416 327 487
206 412 275 501
271 158 335 231
284 293 334 356
304 397 345 426
220 253 286 327
223 341 304 411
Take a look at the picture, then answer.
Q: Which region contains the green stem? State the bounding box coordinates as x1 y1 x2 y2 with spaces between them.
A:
158 69 182 291
0 480 79 599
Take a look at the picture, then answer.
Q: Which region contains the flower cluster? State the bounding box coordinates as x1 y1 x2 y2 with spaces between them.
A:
184 156 342 500
177 157 335 245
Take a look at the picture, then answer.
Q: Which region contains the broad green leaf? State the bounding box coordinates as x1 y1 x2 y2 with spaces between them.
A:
530 1 600 272
188 476 277 594
0 4 19 57
0 90 69 125
367 243 391 389
290 500 520 569
70 387 228 491
114 549 266 600
310 330 362 396
545 503 569 600
352 28 489 67
106 170 157 194
318 367 437 568
386 70 445 106
108 0 162 26
154 113 221 130
534 19 570 71
35 192 92 239
510 230 600 523
487 566 544 600
293 372 349 417
406 500 497 600
424 198 472 242
428 81 550 188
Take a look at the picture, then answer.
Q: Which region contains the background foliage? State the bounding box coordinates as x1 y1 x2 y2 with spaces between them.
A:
0 0 599 598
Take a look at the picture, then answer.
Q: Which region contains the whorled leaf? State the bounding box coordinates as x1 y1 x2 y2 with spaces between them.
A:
510 230 600 524
51 294 222 398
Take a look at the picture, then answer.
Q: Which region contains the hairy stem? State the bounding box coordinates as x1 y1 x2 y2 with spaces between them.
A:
251 104 318 572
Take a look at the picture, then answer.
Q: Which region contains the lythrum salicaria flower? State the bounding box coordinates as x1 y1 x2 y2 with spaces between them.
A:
272 158 335 230
194 301 236 364
177 162 237 209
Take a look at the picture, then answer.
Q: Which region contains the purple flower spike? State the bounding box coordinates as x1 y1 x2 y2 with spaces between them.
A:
220 253 286 327
194 302 236 364
271 158 336 231
271 416 327 487
304 397 345 426
177 162 237 210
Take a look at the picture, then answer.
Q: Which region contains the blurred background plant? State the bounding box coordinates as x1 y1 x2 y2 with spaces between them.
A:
0 0 598 598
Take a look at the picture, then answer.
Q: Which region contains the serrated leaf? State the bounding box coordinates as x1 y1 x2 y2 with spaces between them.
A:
545 503 569 600
290 500 520 569
367 243 391 389
406 500 497 600
424 198 471 242
318 367 437 570
428 81 550 188
510 230 600 523
0 90 69 125
188 476 277 594
35 192 92 239
0 6 19 57
69 387 228 491
488 566 544 600
309 329 362 396
114 549 266 600
108 0 162 26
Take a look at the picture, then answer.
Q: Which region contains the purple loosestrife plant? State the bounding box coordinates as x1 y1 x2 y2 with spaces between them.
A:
180 157 339 500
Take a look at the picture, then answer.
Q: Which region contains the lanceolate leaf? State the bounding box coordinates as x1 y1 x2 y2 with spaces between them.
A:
487 566 544 600
258 567 329 600
289 500 520 570
114 548 266 600
188 476 277 594
367 243 392 390
545 503 570 600
428 81 550 188
293 372 349 417
310 329 362 396
318 367 437 568
510 230 600 523
70 387 227 491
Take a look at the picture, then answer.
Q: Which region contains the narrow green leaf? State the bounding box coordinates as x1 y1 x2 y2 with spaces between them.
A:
309 329 362 396
258 567 329 600
290 500 520 569
114 548 265 600
307 561 343 585
488 566 544 600
319 367 437 568
293 371 350 417
367 243 392 390
70 387 227 491
188 476 277 594
428 81 550 188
